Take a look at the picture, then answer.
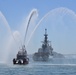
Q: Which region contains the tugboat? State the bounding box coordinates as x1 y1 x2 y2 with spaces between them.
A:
33 29 53 61
13 45 29 65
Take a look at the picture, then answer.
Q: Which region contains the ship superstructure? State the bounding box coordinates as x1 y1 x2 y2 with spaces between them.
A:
33 29 53 61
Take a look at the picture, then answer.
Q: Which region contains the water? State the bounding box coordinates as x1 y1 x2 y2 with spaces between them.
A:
1 58 76 75
23 9 38 46
1 7 76 75
27 7 76 47
0 9 38 62
1 7 76 62
1 55 76 75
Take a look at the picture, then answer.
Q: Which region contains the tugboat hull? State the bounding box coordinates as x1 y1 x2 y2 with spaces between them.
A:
13 45 29 65
13 58 29 65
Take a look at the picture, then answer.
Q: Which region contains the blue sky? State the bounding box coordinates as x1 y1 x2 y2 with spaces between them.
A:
0 0 76 29
1 0 76 54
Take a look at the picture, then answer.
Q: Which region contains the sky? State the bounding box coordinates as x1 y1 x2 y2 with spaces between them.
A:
0 0 76 55
0 0 76 29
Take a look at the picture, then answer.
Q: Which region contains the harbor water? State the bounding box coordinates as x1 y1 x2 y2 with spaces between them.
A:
1 55 76 75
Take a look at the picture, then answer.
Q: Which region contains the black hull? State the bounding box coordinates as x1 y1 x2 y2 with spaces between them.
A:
13 62 29 65
13 58 29 65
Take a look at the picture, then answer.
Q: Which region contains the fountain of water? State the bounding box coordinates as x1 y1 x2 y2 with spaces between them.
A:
1 7 76 63
27 7 76 55
27 7 76 47
23 9 38 45
5 9 38 63
0 11 21 63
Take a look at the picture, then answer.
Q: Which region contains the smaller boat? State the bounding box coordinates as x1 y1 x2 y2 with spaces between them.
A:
13 45 29 65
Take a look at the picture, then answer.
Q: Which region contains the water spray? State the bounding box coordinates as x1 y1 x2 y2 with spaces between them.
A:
23 9 38 46
0 11 19 46
26 7 76 47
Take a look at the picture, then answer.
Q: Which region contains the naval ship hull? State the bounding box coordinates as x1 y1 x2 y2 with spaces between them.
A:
33 52 49 61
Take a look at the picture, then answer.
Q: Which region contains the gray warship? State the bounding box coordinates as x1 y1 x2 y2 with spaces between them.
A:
13 45 29 65
33 29 53 61
33 29 64 61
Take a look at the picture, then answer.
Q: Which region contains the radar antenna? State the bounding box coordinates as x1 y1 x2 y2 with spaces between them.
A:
44 29 48 43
